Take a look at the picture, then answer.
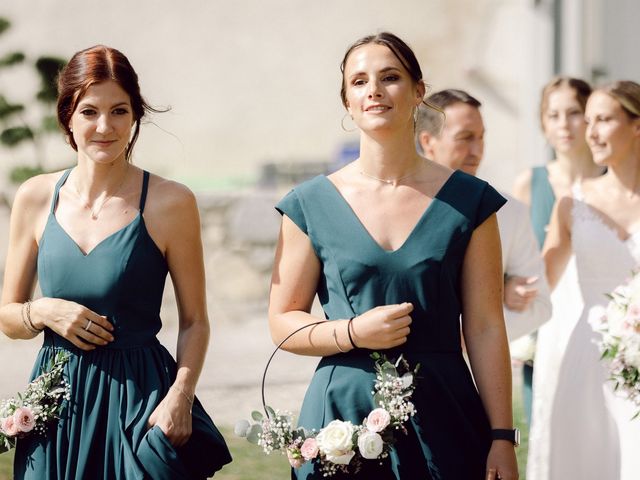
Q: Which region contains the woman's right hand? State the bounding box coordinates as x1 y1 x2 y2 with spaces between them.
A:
31 298 114 350
350 302 413 349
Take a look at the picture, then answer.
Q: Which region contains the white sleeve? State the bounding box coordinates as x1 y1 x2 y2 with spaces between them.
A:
499 199 552 341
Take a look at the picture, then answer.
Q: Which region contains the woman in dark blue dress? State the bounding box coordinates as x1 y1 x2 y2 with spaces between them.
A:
0 45 231 479
269 33 518 479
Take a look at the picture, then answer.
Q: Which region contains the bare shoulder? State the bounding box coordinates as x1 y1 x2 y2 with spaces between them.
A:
512 168 533 204
146 173 197 215
12 171 65 213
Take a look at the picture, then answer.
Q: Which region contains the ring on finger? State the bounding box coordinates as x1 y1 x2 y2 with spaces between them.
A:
85 319 93 331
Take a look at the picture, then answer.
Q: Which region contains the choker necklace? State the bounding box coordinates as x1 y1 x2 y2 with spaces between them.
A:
73 165 130 220
359 161 426 186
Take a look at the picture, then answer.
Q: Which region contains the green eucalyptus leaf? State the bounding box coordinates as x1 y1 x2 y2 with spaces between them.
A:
251 410 263 422
246 424 262 444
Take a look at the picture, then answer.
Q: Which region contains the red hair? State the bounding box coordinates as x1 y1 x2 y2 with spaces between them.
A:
57 45 158 161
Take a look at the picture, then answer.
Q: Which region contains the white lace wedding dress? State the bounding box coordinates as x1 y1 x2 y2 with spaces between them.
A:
527 185 640 480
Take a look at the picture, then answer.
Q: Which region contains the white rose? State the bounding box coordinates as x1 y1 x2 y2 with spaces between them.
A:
316 420 354 457
623 337 640 369
357 431 384 459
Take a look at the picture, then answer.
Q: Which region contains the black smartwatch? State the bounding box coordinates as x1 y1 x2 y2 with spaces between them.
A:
491 428 520 447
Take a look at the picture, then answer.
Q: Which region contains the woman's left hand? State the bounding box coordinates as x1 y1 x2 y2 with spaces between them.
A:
147 386 193 447
486 441 519 480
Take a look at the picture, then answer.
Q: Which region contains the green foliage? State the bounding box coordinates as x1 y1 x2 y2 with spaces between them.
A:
0 16 67 184
0 95 24 119
9 165 44 184
0 126 33 146
0 51 24 67
0 17 10 36
35 56 66 103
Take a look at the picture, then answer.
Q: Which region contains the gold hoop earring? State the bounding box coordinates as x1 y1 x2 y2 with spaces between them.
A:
341 113 357 133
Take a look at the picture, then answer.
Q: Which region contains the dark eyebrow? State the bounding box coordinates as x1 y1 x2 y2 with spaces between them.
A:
78 102 130 109
348 66 402 80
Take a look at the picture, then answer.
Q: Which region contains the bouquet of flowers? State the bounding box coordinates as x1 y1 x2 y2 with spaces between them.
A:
589 269 640 417
0 351 71 453
236 352 419 476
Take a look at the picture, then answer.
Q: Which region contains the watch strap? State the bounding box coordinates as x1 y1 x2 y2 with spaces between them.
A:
491 428 520 446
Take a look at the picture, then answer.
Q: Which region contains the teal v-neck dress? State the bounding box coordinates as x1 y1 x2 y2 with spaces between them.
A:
276 171 506 479
14 169 231 479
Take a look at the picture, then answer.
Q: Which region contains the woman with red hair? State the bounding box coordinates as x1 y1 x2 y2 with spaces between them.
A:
0 45 231 479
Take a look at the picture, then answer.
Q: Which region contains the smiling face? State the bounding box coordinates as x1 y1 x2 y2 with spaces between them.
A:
542 86 588 155
69 80 134 165
585 90 640 167
342 43 424 134
421 102 485 176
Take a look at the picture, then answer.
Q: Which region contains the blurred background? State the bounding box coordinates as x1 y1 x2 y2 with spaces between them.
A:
0 0 638 478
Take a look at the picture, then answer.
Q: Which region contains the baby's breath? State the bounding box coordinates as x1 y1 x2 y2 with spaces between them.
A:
0 351 70 453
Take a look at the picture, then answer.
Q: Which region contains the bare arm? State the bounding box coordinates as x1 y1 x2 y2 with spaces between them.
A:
461 214 518 480
268 215 412 356
542 196 573 291
512 169 532 206
0 175 113 347
146 181 210 446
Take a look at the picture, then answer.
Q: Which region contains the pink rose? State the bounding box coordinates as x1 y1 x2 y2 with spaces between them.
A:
1 416 19 437
287 449 305 468
301 437 319 460
366 408 391 433
13 407 35 433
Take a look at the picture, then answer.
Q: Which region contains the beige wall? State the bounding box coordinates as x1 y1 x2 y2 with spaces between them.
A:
0 0 553 193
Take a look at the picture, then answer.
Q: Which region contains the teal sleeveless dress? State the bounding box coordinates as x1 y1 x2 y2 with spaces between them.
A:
276 171 506 479
530 166 555 249
14 169 232 479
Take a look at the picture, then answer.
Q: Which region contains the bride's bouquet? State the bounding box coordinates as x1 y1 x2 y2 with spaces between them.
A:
236 352 419 476
589 269 640 417
0 351 71 452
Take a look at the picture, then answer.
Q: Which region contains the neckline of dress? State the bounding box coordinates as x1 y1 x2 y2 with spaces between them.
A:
318 170 459 254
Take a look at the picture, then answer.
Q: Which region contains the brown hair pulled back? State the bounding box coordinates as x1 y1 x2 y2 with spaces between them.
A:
339 32 424 109
540 76 592 130
57 45 160 161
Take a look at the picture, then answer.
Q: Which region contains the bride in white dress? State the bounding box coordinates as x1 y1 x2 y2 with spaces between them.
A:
527 81 640 480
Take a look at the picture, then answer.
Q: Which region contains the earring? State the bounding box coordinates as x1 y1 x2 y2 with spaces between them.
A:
341 113 357 133
413 107 419 129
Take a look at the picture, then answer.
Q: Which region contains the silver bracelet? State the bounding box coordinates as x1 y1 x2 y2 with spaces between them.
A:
21 301 42 335
170 385 194 405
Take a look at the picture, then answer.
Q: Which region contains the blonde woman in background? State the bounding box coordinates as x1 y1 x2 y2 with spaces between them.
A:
528 80 640 479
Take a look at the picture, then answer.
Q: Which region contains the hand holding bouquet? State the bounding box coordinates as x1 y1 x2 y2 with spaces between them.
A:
0 351 70 453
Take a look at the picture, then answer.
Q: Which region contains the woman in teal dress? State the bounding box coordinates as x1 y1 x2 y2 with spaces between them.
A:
269 32 518 480
0 45 231 479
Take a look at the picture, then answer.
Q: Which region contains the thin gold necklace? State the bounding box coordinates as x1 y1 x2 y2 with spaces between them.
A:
73 165 130 220
359 160 426 186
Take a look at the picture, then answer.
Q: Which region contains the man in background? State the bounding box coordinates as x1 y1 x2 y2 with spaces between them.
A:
416 89 551 424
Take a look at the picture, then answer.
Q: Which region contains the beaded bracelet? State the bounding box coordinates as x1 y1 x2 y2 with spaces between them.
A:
21 301 43 335
347 316 358 349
